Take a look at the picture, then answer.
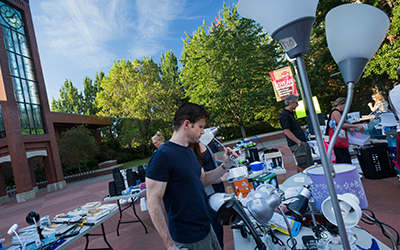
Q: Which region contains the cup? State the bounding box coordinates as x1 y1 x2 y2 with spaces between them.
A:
250 161 264 172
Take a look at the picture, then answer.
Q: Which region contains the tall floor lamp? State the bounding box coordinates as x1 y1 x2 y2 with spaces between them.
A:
237 1 389 249
325 3 390 163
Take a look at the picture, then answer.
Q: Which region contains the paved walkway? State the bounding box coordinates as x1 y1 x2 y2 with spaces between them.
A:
0 134 399 249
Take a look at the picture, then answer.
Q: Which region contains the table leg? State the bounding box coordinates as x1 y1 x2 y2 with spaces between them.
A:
116 198 148 236
116 200 123 236
84 223 113 250
130 198 148 234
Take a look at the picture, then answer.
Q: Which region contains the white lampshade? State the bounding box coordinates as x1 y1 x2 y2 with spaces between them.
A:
237 0 318 35
207 127 218 136
380 113 397 127
237 0 319 58
321 193 362 228
199 127 219 145
209 193 235 212
199 130 214 146
325 4 390 83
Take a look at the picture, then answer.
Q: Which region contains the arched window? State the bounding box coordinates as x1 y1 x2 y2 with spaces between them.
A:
0 2 45 135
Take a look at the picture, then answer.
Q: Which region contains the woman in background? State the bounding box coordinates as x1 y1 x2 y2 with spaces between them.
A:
327 97 364 163
368 92 389 114
151 131 164 152
189 142 225 249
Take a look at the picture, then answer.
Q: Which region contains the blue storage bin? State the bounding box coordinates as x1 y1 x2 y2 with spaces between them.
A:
386 137 397 147
370 127 386 139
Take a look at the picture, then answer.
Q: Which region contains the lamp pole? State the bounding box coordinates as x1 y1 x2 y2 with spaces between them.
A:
286 54 308 115
295 56 351 248
327 82 356 163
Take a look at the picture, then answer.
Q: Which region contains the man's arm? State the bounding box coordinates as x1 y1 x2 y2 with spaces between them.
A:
201 164 227 187
146 177 178 250
201 148 235 186
283 128 301 146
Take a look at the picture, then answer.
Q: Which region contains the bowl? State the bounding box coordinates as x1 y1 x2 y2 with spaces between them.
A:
227 166 248 182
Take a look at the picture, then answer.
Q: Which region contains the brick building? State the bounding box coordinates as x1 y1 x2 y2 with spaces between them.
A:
0 0 111 204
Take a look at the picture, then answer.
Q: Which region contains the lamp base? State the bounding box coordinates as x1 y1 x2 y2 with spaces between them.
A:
272 16 316 58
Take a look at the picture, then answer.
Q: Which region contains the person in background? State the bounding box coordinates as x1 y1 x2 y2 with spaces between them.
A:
146 102 236 250
152 131 164 152
327 97 365 163
189 142 225 249
280 94 313 172
388 66 400 166
368 92 389 114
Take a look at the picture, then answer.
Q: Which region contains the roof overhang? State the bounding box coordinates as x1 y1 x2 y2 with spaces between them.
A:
51 112 112 129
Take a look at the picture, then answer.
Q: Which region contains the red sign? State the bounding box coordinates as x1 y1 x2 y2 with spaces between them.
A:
269 66 298 102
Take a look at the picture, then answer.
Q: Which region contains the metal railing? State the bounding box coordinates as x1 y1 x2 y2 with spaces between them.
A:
63 167 97 183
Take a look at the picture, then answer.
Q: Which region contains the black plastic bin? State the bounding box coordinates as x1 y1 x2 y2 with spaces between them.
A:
355 142 397 179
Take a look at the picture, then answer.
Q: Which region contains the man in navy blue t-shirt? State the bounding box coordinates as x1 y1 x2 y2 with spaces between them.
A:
146 103 234 250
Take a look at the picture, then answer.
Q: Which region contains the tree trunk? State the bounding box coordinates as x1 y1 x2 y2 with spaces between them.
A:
240 125 247 138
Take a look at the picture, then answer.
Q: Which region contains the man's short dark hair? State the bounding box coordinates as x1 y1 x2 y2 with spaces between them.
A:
173 102 210 130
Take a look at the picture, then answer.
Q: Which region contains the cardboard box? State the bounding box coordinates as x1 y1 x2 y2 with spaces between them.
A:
232 179 251 198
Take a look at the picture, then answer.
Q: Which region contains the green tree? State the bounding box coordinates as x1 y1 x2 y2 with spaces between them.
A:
157 50 185 136
96 57 182 156
96 59 160 119
364 0 400 84
58 125 99 171
160 50 185 118
51 79 83 114
82 71 105 115
180 4 283 137
51 73 104 115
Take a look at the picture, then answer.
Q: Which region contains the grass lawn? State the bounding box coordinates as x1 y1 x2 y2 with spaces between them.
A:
123 157 151 169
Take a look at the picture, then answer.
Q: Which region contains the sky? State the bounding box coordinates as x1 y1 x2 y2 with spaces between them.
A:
29 0 232 105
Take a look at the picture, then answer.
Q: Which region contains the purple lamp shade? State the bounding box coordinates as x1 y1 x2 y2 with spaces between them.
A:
306 164 368 209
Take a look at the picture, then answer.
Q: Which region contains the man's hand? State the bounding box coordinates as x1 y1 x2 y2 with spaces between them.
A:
222 147 237 169
283 128 302 148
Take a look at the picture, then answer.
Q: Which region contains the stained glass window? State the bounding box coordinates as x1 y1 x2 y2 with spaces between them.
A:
0 2 45 135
